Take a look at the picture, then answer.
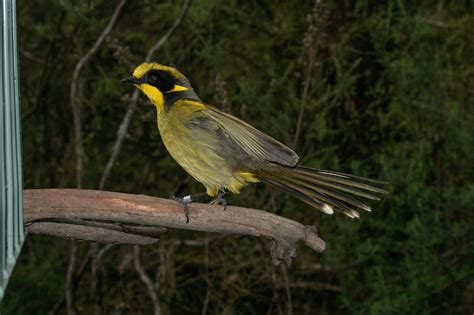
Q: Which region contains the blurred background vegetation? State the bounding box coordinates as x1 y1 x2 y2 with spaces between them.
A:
1 0 473 314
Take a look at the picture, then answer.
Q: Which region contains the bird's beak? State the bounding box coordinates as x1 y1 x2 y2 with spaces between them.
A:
121 76 141 84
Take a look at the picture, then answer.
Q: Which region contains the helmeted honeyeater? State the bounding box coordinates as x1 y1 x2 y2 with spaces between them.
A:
122 63 388 223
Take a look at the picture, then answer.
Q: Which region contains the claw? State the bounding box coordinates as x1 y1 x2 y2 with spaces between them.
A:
210 191 227 211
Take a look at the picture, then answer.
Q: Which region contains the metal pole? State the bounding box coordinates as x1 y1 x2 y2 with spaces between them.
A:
0 0 23 300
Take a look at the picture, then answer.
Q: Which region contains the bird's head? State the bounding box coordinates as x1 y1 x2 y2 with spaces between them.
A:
121 62 191 109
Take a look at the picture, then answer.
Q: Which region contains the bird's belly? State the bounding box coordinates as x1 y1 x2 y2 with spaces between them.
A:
159 124 247 196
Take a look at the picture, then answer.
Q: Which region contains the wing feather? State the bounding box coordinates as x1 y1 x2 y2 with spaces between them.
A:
203 107 299 167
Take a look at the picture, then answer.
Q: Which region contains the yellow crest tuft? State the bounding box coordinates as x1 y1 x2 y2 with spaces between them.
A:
132 62 184 79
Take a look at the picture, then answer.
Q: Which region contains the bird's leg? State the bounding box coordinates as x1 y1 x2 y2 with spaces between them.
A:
172 192 208 223
210 189 227 211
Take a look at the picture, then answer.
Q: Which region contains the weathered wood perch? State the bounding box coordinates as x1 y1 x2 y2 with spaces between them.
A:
23 189 325 265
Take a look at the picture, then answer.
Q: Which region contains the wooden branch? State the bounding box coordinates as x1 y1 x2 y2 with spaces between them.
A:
24 189 326 265
144 0 192 62
134 246 161 315
99 0 192 190
70 0 127 189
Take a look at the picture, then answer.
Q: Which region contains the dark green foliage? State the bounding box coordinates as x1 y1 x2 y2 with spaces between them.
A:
1 0 473 313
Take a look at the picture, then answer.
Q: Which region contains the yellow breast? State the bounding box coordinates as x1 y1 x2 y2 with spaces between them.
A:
156 101 253 196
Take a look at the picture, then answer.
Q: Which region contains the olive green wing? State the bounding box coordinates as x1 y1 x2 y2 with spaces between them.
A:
203 107 299 167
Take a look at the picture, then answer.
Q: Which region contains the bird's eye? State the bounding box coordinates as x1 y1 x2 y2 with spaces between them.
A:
148 75 158 84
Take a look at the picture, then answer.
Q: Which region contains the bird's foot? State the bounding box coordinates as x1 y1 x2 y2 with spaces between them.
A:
172 194 193 223
171 192 208 223
209 191 227 211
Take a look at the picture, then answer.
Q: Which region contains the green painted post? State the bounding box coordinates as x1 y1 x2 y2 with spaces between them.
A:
11 0 23 249
0 0 5 300
0 0 24 300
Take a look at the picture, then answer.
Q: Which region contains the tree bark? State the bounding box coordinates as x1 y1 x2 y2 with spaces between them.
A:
24 189 326 265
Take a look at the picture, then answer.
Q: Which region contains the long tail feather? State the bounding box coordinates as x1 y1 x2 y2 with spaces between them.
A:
297 166 389 185
258 176 334 214
256 165 388 218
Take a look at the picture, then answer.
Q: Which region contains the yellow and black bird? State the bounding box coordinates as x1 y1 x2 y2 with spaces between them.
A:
122 63 388 222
